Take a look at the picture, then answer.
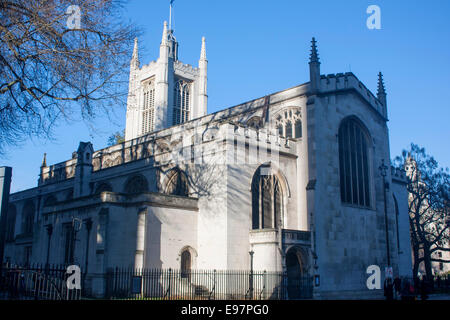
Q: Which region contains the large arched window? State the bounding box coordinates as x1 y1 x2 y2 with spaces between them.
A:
251 165 283 229
338 117 371 207
6 204 16 241
124 175 149 194
164 168 189 196
22 200 35 235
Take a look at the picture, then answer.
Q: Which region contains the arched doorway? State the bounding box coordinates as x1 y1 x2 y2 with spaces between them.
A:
181 250 191 279
286 248 304 299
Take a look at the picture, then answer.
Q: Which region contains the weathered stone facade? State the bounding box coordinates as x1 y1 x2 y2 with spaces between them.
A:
3 22 412 298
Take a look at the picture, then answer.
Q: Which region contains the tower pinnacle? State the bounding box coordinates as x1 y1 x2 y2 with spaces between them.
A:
131 37 139 69
377 72 387 106
162 21 168 45
200 37 207 60
309 37 321 94
310 37 320 64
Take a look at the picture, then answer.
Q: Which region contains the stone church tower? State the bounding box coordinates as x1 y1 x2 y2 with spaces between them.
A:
125 22 208 141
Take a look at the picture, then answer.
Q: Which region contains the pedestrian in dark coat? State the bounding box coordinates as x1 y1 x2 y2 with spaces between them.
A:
384 278 394 300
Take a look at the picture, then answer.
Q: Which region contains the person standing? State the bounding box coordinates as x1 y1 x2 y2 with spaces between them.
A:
384 278 394 300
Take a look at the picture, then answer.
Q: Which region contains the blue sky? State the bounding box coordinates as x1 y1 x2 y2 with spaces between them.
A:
2 0 450 192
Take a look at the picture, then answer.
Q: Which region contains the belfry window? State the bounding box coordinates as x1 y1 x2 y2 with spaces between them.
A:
338 117 371 207
173 79 191 125
251 165 283 230
142 80 155 134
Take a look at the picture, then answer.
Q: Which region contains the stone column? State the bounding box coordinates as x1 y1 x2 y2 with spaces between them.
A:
134 207 147 270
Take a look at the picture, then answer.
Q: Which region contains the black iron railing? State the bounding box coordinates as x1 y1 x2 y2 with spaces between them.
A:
0 263 82 300
105 267 313 300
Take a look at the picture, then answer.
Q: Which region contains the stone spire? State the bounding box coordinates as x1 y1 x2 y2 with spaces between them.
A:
130 37 139 69
309 37 321 94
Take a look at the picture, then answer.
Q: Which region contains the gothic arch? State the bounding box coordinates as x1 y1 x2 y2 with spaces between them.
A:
338 115 373 207
124 174 149 194
251 163 289 230
163 167 189 197
178 245 197 275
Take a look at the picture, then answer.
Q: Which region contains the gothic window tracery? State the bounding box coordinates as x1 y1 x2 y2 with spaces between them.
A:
274 108 302 139
173 79 191 125
338 117 371 207
164 168 189 197
142 80 155 134
251 165 283 230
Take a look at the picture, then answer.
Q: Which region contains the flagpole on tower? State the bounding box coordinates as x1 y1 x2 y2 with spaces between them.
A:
169 0 174 30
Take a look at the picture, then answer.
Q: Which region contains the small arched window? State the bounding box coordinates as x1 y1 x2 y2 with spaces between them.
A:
338 117 371 207
180 249 191 279
124 175 149 194
22 200 35 235
164 168 189 197
251 165 283 230
6 204 16 241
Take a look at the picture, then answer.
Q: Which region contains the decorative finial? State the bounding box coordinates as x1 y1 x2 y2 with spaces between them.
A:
162 21 168 44
310 37 320 64
377 72 386 95
41 153 47 167
200 37 207 60
377 71 387 108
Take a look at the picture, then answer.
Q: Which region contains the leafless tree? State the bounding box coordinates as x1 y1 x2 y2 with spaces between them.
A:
0 0 139 155
394 144 450 278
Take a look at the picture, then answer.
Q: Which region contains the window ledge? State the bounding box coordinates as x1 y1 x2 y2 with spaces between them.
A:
341 203 375 212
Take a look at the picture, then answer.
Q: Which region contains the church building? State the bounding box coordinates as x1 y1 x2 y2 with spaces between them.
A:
3 20 413 299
